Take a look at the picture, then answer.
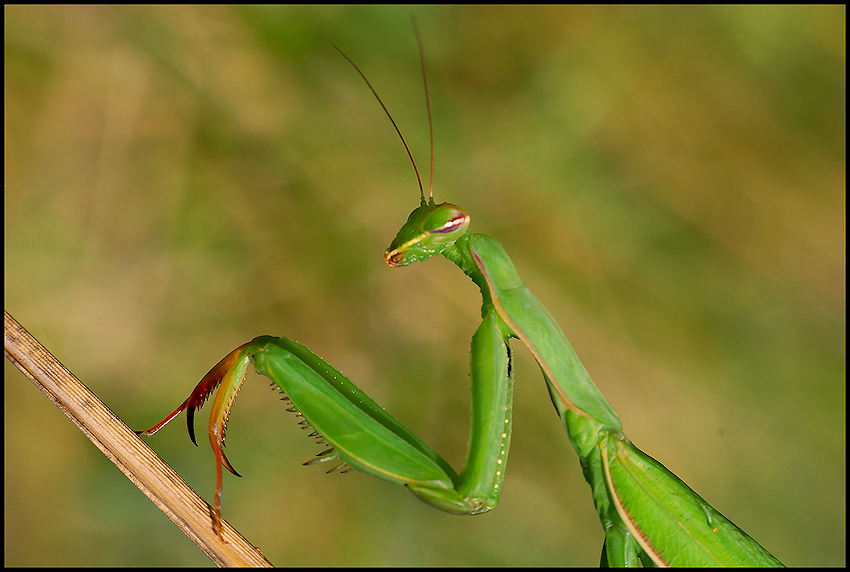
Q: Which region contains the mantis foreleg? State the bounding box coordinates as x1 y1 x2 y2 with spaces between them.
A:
137 307 515 535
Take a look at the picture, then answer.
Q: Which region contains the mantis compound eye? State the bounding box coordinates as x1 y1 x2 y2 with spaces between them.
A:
426 204 470 235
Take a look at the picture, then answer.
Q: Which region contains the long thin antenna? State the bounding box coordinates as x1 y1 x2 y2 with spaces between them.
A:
333 43 426 202
412 17 434 202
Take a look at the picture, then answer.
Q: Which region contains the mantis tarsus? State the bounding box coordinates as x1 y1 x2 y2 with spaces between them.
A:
137 27 783 567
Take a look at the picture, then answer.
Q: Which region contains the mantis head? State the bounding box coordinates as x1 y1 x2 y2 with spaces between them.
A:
385 199 470 267
339 26 469 268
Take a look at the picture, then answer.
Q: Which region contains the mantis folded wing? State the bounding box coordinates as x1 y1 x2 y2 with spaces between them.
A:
137 28 783 567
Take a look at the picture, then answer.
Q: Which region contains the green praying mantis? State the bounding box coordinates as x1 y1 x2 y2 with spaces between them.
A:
136 28 783 567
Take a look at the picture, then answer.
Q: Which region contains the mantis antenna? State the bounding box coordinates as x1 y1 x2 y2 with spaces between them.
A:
334 18 435 202
413 18 435 202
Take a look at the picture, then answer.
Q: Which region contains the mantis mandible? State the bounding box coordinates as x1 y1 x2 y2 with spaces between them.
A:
137 27 783 567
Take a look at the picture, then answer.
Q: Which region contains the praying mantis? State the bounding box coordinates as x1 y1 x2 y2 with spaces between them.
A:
136 27 783 567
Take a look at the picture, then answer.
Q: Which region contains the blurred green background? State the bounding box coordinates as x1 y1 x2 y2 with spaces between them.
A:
5 5 844 566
